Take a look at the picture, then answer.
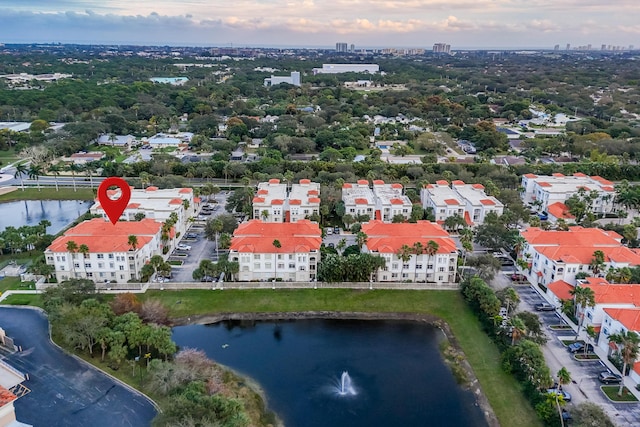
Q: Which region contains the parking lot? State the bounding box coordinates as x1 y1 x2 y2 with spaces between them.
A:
167 192 229 283
515 285 640 426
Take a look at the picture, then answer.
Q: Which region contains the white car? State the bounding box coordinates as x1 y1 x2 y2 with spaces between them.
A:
177 244 191 251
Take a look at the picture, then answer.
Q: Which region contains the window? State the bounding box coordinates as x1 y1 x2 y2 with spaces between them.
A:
289 263 295 269
278 254 283 260
289 254 294 260
403 264 409 270
99 272 105 277
111 272 116 277
254 254 260 260
402 273 408 278
254 263 260 270
109 262 114 269
98 263 104 268
74 263 80 268
438 267 445 272
108 254 114 259
416 264 422 270
87 272 93 277
392 263 398 269
119 266 125 271
84 263 91 268
438 276 443 281
427 264 433 269
391 273 398 278
97 254 104 259
265 263 271 269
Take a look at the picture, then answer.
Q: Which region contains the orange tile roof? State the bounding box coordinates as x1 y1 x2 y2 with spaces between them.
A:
524 173 537 178
591 176 613 185
573 173 587 177
169 198 183 205
299 179 311 184
373 179 385 185
343 183 353 189
308 197 321 203
424 184 434 189
581 278 640 305
436 180 448 185
464 211 473 226
452 180 465 185
355 198 369 205
230 219 322 253
390 198 405 205
480 199 495 206
308 190 319 195
552 173 565 177
472 184 485 189
269 178 280 184
604 308 640 332
634 361 640 376
546 202 575 220
547 280 574 300
538 181 552 187
179 188 193 193
194 197 201 203
271 199 284 205
289 199 302 205
602 186 615 192
578 186 590 191
522 227 623 247
391 183 403 189
444 199 460 205
361 221 456 254
146 186 158 191
257 189 269 195
357 179 369 185
253 197 265 203
0 386 17 407
47 218 161 253
127 203 141 209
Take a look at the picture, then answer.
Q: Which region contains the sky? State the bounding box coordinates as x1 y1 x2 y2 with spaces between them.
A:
0 1 638 49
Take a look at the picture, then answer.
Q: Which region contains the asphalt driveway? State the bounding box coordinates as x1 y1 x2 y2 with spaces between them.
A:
0 307 157 427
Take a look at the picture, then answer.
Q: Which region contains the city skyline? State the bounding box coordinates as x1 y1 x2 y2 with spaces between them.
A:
0 1 638 49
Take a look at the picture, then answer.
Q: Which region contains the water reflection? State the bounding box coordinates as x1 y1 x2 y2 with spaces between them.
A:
0 200 91 234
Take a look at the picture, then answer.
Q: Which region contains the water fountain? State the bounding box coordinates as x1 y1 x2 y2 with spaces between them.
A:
335 371 357 396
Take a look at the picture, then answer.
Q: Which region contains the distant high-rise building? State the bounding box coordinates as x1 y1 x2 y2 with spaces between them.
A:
630 45 635 51
350 44 355 53
566 43 571 50
336 42 348 52
554 44 559 51
602 44 607 51
587 44 592 50
433 43 451 54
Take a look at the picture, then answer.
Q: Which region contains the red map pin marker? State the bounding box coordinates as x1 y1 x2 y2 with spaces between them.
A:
97 177 131 225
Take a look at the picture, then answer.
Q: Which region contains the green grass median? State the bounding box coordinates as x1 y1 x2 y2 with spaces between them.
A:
0 187 95 202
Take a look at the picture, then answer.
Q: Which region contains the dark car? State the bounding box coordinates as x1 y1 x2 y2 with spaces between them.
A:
186 233 198 239
598 371 622 384
534 303 556 311
511 273 526 282
567 342 594 353
334 226 340 234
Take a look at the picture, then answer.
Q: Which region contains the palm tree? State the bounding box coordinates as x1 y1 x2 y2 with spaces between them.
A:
66 240 78 277
78 244 89 277
272 239 282 280
45 163 62 191
556 367 572 427
38 219 51 236
128 235 139 251
412 241 424 281
356 232 368 250
27 163 43 191
590 250 606 275
509 317 527 345
336 238 347 256
261 209 270 221
13 163 28 191
425 240 439 282
396 244 412 282
609 331 640 396
570 285 596 341
68 163 81 192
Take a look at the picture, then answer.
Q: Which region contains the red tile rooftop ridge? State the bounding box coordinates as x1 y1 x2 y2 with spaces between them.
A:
357 179 369 185
373 180 385 185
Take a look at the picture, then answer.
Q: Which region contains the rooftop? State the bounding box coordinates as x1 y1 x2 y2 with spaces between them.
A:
361 220 457 254
604 307 640 331
230 219 322 253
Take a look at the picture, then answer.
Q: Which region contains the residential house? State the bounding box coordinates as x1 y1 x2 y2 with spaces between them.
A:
372 180 412 222
361 221 458 284
90 187 198 237
263 71 301 87
342 180 376 221
45 218 164 283
252 179 320 223
520 173 615 214
64 152 105 165
521 227 640 286
420 180 503 226
0 357 29 427
97 134 136 148
546 202 575 224
229 219 322 282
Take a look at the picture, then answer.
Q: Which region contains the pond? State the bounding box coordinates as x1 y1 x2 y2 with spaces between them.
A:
172 319 488 427
0 199 91 234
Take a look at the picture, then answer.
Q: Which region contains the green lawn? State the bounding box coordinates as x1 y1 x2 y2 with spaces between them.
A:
2 293 42 306
601 385 639 402
140 289 542 427
0 276 35 293
0 148 20 165
0 187 94 202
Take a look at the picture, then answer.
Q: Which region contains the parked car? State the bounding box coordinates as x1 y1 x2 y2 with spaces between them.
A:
567 342 594 353
177 244 191 251
546 388 571 402
561 409 571 422
511 273 526 281
334 226 340 234
598 371 622 384
534 303 556 311
326 228 333 235
327 243 335 248
499 258 514 267
186 233 198 239
200 275 216 282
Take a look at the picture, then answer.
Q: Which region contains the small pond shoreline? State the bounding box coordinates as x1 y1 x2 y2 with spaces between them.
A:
173 311 500 427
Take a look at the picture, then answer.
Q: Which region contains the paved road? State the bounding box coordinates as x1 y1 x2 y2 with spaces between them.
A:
515 286 640 426
0 307 157 427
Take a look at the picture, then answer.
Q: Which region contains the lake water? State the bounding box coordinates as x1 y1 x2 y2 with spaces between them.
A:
0 200 92 234
172 319 488 427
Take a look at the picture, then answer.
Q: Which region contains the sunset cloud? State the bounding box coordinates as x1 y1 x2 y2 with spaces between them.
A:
0 2 636 48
